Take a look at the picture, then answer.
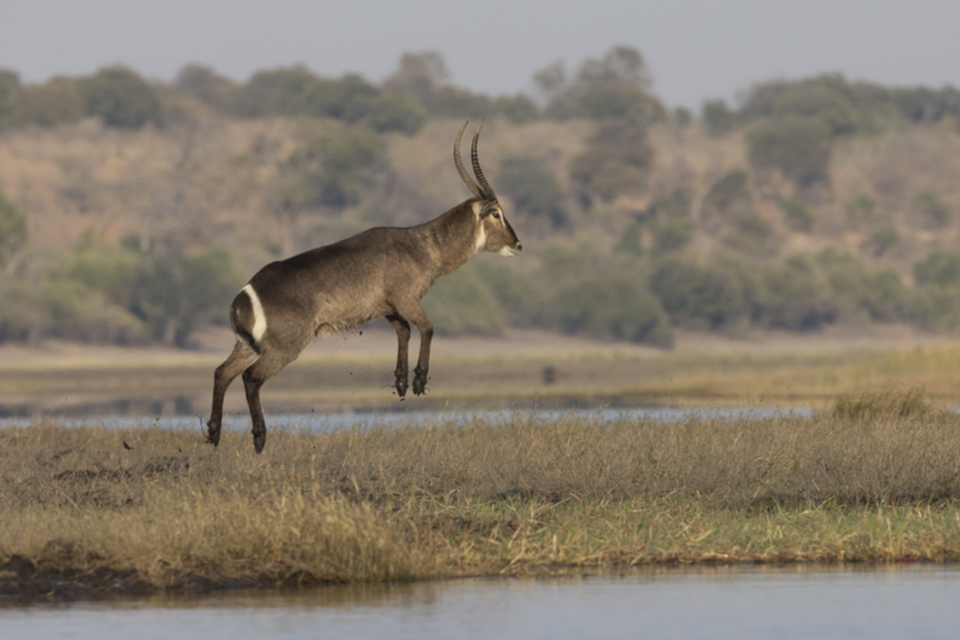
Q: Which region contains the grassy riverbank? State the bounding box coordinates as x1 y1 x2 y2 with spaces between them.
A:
3 389 960 598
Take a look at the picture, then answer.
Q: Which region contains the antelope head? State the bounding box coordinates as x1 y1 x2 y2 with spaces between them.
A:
455 121 522 257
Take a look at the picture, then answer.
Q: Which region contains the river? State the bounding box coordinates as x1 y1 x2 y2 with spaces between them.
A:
3 564 959 639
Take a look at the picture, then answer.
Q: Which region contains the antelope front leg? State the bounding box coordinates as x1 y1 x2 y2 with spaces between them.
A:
386 314 411 398
412 321 433 396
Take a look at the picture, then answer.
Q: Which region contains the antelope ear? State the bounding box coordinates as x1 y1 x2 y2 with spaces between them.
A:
471 201 488 219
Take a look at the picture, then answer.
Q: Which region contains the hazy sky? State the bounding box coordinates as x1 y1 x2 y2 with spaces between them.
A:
3 0 959 109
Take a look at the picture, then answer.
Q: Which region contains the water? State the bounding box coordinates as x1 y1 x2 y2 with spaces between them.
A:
0 405 816 432
4 565 959 639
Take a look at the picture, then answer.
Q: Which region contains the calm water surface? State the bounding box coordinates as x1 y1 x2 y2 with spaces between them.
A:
4 565 959 640
0 406 816 432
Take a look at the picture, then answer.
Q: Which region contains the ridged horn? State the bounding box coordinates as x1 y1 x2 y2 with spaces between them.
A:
454 121 482 199
471 121 496 201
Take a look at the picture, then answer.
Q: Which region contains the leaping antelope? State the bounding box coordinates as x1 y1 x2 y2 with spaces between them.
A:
207 122 522 452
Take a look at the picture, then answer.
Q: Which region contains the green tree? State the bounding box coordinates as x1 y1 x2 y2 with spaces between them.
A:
913 191 950 229
914 251 960 288
13 78 84 128
234 65 317 117
0 190 27 268
570 120 655 205
496 156 567 228
702 99 736 135
649 256 756 330
541 275 673 347
423 265 503 336
0 69 21 129
80 65 162 128
363 92 427 134
174 64 239 112
747 116 833 187
778 197 815 232
382 51 449 105
539 46 666 124
757 257 836 331
277 125 388 211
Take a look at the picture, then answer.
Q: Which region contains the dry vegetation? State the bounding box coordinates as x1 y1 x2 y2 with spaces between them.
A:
5 118 960 276
6 328 960 416
3 390 960 599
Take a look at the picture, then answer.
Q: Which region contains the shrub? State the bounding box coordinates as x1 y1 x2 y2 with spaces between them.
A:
701 170 754 232
363 93 427 134
913 191 950 228
42 243 245 346
778 197 815 232
866 225 899 257
494 94 540 124
914 251 960 287
496 156 567 228
234 66 317 117
80 66 162 129
757 257 835 331
541 275 673 347
771 81 859 136
650 218 692 254
570 120 654 205
275 125 388 210
0 190 27 268
174 64 239 112
846 194 876 223
614 225 643 256
0 280 40 343
542 46 666 125
473 261 535 326
746 116 833 187
702 99 736 135
41 279 148 344
648 256 756 330
423 266 503 336
723 212 773 255
13 78 84 128
0 69 18 129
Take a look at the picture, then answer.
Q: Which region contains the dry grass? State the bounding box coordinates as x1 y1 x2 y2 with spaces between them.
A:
3 390 960 598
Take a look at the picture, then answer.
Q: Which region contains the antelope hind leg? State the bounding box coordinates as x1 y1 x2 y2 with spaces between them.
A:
208 339 260 446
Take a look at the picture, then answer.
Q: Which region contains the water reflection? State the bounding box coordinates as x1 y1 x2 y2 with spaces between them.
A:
4 565 960 640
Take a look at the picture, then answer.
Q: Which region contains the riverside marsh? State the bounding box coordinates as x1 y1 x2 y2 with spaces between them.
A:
4 333 960 599
3 398 960 599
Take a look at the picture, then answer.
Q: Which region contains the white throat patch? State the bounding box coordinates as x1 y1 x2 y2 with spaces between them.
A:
242 284 267 342
474 225 487 253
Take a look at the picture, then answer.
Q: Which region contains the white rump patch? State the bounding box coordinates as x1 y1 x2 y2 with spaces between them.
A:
242 284 267 343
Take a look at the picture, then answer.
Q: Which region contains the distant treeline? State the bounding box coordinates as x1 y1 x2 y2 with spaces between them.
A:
0 46 663 134
3 47 959 138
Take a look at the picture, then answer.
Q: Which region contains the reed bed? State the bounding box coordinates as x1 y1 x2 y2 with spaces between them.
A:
2 390 960 598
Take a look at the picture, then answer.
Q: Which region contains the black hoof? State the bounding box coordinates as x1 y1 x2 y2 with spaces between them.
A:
206 420 221 447
412 368 428 396
395 375 408 398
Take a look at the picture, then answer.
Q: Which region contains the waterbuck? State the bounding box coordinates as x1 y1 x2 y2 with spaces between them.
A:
207 122 522 452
